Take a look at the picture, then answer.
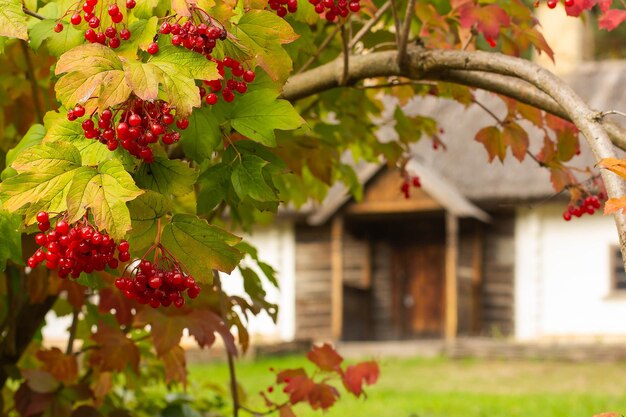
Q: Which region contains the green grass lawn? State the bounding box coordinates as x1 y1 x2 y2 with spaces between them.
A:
189 355 626 417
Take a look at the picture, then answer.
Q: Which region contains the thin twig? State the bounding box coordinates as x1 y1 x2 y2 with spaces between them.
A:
349 1 392 49
461 32 474 51
351 79 436 89
297 25 342 74
473 99 504 124
65 308 79 355
22 6 45 20
340 24 349 85
397 0 416 64
389 0 402 45
593 110 626 120
215 270 239 417
20 40 43 123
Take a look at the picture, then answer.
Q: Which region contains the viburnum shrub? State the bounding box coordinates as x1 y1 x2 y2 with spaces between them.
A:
2 0 626 416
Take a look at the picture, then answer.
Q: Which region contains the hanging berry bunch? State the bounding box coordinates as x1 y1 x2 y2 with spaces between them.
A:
308 0 361 22
114 243 201 308
27 211 130 279
537 0 575 9
562 192 605 221
267 0 298 18
158 7 228 58
200 57 256 105
400 175 421 199
66 97 189 163
54 0 135 49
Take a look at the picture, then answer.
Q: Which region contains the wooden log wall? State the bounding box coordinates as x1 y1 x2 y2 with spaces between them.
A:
294 224 333 341
480 211 515 336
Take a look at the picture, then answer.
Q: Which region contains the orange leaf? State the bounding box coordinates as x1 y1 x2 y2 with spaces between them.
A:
343 361 380 397
600 158 626 180
279 405 297 417
308 383 339 410
277 368 315 404
162 346 187 387
604 197 626 214
475 126 505 163
307 343 343 372
36 348 78 384
98 287 136 326
502 122 529 162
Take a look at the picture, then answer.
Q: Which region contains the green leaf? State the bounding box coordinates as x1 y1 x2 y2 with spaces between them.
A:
0 0 28 40
197 163 232 214
0 208 22 270
2 124 45 179
160 214 243 279
231 154 278 202
55 44 132 111
182 107 222 162
116 16 158 55
0 142 83 224
135 157 197 197
148 45 219 81
233 10 298 82
127 191 168 253
66 159 142 240
222 90 304 146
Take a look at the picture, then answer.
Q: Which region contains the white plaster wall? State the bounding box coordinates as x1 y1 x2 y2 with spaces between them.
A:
515 203 626 341
43 220 297 345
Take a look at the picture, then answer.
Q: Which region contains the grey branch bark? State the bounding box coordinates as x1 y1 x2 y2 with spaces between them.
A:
281 46 626 268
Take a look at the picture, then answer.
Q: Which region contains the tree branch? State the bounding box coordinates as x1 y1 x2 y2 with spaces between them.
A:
22 6 45 20
349 1 392 49
397 0 415 65
20 40 43 123
282 46 626 267
66 308 79 355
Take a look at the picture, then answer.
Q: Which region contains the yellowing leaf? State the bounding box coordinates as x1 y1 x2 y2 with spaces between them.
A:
55 44 131 111
0 0 28 40
604 197 626 214
600 158 626 180
501 122 528 162
135 157 197 197
123 61 161 101
66 159 142 240
160 214 243 278
475 126 505 163
127 191 168 252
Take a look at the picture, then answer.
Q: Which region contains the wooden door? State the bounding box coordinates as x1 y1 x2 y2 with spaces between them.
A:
393 244 445 338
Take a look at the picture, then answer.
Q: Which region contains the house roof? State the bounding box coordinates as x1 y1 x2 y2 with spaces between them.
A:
304 59 626 224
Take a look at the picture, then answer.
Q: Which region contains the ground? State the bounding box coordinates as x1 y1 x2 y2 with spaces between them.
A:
189 355 626 417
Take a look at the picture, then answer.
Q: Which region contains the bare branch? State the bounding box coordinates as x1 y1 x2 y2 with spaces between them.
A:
296 25 342 74
340 24 349 85
389 0 402 44
66 308 79 355
349 1 392 49
397 0 415 65
22 6 45 20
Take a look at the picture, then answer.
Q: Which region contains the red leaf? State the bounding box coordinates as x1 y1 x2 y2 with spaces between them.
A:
564 0 596 17
277 368 315 404
307 343 343 372
14 383 54 417
98 287 136 326
457 1 510 39
475 126 505 163
36 347 78 384
343 361 380 397
90 321 139 373
598 0 612 12
549 165 572 193
537 136 557 165
599 9 626 31
187 309 238 357
308 383 339 410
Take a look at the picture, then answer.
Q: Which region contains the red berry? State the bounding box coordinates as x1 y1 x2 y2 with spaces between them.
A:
35 233 47 246
243 70 255 83
111 12 123 23
108 37 121 48
55 220 69 235
118 240 130 252
54 22 64 33
176 118 189 130
85 29 97 42
205 93 218 105
119 251 131 262
73 105 86 117
38 222 50 232
108 4 120 15
126 0 136 8
70 13 82 25
128 114 142 127
88 16 100 28
147 42 159 55
36 211 49 224
120 28 131 40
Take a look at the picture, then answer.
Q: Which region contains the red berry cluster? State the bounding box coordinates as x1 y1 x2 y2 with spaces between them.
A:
308 0 361 22
54 0 135 48
158 7 228 58
200 57 255 105
400 176 421 199
67 98 188 163
114 246 200 308
562 193 605 221
27 211 130 279
267 0 298 17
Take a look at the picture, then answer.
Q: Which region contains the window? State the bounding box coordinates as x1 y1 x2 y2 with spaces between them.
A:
611 245 626 292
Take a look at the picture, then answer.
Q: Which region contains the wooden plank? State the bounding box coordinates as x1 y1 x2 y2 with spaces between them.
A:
346 199 441 215
471 224 483 334
445 212 459 341
331 216 344 341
